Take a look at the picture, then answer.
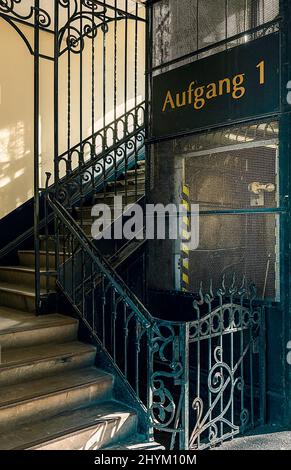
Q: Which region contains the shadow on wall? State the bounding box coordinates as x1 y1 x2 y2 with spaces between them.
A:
0 20 34 220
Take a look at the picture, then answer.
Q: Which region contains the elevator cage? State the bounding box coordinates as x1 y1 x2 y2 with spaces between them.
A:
146 0 291 426
147 0 283 299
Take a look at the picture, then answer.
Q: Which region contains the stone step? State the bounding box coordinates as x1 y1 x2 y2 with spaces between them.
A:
18 250 69 269
0 367 113 432
75 206 138 221
0 266 56 290
0 340 96 386
106 178 145 189
93 192 144 204
119 169 145 179
0 307 78 349
105 435 165 450
0 400 137 450
0 282 46 313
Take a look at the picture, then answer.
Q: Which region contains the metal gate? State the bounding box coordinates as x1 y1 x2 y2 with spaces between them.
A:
150 277 265 450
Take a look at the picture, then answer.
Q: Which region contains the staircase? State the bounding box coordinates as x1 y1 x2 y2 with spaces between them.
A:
75 159 145 245
0 157 163 450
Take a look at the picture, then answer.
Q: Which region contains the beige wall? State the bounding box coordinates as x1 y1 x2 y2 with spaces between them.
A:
0 14 145 219
0 21 34 218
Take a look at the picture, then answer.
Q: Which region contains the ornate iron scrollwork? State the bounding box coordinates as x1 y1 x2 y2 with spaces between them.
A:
0 0 51 28
188 277 262 449
150 323 184 431
58 0 130 54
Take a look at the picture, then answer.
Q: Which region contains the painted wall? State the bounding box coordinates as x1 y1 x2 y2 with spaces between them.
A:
0 21 34 219
0 13 145 218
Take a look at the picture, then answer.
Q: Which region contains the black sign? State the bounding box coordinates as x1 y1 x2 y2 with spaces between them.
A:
152 33 280 139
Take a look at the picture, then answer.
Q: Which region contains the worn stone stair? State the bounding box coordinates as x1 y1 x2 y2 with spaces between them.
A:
75 159 145 256
0 304 152 450
0 157 155 450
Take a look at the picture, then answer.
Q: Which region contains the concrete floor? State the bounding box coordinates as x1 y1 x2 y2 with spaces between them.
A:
214 426 291 450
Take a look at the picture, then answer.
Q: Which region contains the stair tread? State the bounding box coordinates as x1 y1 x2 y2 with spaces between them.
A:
105 435 164 450
0 265 56 274
0 399 134 450
0 281 47 297
94 191 144 197
0 366 108 408
18 250 61 255
0 340 95 368
0 307 77 335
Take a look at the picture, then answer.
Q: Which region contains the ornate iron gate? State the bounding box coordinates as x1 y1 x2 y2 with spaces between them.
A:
150 278 265 450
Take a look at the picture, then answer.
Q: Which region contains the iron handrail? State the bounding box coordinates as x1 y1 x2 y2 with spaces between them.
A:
58 101 145 159
47 193 153 328
0 104 145 262
59 126 145 187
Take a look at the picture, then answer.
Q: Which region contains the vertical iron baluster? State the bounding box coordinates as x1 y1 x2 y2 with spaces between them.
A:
180 323 190 450
249 295 255 427
67 1 71 160
219 296 224 441
196 303 201 449
54 2 60 278
113 0 117 194
62 219 66 292
34 0 40 313
102 274 106 345
103 0 106 148
112 289 117 361
249 325 254 427
102 3 107 200
230 304 234 436
82 248 85 319
135 319 140 397
91 1 95 161
240 295 245 430
147 325 154 442
207 295 213 443
124 302 128 378
44 173 51 294
80 0 83 161
124 0 128 205
71 230 75 305
91 261 95 334
134 2 138 200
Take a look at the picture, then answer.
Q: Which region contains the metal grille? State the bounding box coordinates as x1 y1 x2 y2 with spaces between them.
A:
153 0 279 68
181 120 280 301
185 146 278 211
188 213 279 300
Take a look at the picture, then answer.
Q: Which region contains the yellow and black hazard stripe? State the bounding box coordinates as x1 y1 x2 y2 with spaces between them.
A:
181 184 190 292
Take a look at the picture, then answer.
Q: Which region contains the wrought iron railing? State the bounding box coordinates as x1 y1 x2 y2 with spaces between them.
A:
55 102 145 209
44 189 265 449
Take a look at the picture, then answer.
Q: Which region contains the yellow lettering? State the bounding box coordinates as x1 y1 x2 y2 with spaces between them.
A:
232 74 245 99
162 91 175 112
206 83 217 99
194 86 205 110
256 60 265 85
176 91 187 108
218 78 231 95
188 81 196 104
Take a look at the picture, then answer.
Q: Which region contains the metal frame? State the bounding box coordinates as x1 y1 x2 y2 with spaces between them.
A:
145 0 291 429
